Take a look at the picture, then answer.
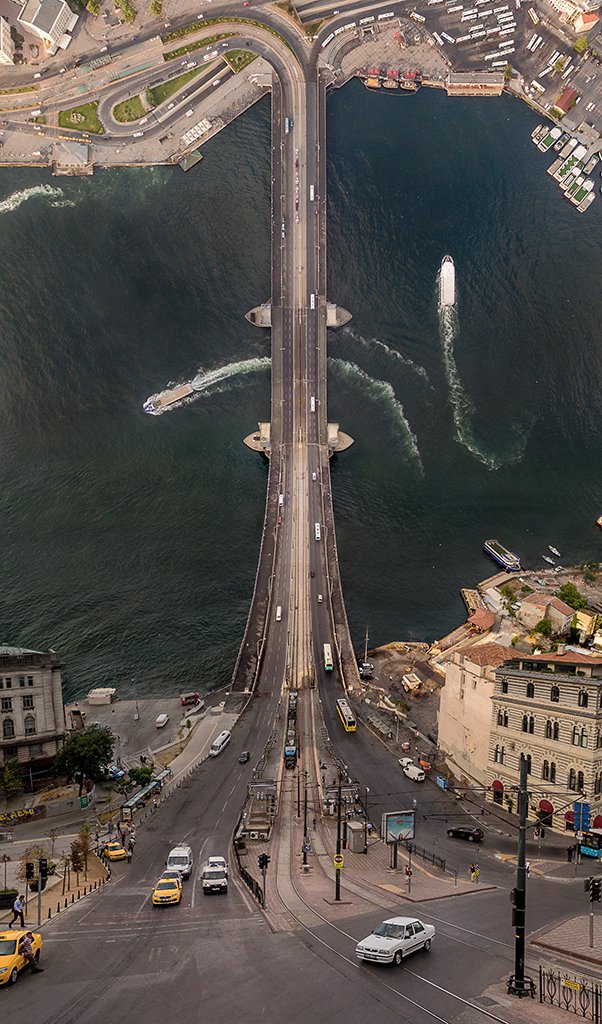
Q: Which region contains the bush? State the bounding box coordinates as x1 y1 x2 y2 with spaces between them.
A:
534 618 552 638
557 582 588 610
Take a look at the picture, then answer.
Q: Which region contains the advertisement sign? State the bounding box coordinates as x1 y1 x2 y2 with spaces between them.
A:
381 810 415 844
0 806 46 828
574 801 590 832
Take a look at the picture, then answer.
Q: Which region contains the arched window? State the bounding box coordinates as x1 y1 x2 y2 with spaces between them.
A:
551 686 560 703
553 722 560 741
545 720 552 739
528 716 535 735
581 729 588 748
525 754 532 775
2 718 14 739
526 682 535 699
550 762 557 784
522 715 529 733
572 726 580 746
494 745 505 764
578 690 589 708
542 760 550 781
24 714 36 736
595 774 602 796
578 771 585 792
568 768 577 791
497 708 508 727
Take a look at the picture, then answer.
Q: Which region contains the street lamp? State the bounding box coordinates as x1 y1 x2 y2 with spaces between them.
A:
363 786 370 854
302 771 309 866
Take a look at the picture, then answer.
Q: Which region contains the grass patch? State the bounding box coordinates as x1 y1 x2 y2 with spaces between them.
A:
146 68 202 106
29 115 46 124
58 101 104 135
224 49 257 73
274 0 299 18
164 33 234 60
0 84 37 95
161 17 290 52
303 19 323 36
113 94 146 122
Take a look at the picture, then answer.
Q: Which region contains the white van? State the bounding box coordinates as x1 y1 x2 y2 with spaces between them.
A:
210 729 231 756
276 605 282 621
315 523 321 541
310 396 315 412
166 844 193 878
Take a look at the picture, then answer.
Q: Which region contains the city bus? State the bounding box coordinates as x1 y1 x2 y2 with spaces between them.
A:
323 643 333 671
578 829 602 859
528 5 539 22
336 697 356 732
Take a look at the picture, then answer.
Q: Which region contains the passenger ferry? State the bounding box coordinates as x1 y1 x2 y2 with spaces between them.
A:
143 382 194 415
483 539 521 571
439 255 455 307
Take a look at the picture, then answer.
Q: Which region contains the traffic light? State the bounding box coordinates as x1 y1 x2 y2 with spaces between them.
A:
25 862 34 881
39 857 48 879
591 878 602 903
258 853 271 871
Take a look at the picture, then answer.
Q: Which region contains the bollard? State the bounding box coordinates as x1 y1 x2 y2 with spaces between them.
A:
71 893 75 903
64 898 68 909
57 902 60 915
77 890 81 899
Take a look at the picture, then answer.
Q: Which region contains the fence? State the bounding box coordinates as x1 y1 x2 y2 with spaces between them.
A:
232 815 264 908
407 842 447 873
539 967 601 1023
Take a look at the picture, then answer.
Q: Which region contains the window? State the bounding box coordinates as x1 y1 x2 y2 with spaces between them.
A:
497 709 508 727
494 745 505 764
3 746 17 759
18 675 25 688
2 718 14 739
501 680 508 694
542 760 550 781
578 690 589 708
27 676 33 686
528 716 534 735
22 695 34 710
568 768 577 791
578 771 584 792
525 754 532 774
526 682 535 699
24 715 36 736
551 686 560 703
545 720 552 739
522 715 529 733
597 732 602 750
581 729 588 748
1 697 12 712
553 722 559 741
572 726 581 746
4 677 11 689
28 743 43 758
0 679 3 689
595 773 602 796
550 761 556 784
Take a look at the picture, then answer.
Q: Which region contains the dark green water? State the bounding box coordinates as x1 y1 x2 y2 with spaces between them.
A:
0 84 600 699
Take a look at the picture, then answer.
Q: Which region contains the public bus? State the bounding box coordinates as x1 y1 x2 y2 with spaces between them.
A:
527 5 539 22
578 829 602 859
336 697 356 732
410 11 426 22
323 643 334 671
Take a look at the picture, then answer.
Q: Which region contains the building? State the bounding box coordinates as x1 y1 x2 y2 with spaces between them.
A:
0 646 66 780
446 72 505 97
552 87 580 117
488 649 602 832
574 9 600 31
0 16 13 64
438 641 515 788
519 593 574 635
547 0 599 22
18 0 78 51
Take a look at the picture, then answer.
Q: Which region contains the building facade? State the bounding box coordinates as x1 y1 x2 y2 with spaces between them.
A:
18 0 78 49
0 16 13 64
488 650 602 832
0 646 66 778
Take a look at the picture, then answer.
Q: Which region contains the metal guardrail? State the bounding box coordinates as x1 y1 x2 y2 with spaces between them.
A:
232 814 264 908
407 842 447 874
539 967 599 1021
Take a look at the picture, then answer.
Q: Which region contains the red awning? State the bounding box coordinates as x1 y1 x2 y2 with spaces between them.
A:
594 815 602 829
565 811 574 823
539 800 554 813
492 780 504 792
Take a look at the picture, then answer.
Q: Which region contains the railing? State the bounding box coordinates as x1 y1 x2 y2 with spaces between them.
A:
232 813 264 908
407 842 447 873
539 967 600 1022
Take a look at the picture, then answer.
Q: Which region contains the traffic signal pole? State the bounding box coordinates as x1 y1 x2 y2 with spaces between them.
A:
508 754 535 998
335 771 342 902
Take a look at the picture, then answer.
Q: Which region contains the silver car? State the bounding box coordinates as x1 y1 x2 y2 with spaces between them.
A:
356 917 435 966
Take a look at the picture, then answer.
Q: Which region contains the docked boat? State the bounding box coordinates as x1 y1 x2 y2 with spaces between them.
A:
538 126 562 152
542 554 556 565
578 192 596 213
597 515 602 529
549 545 561 557
439 255 455 307
365 77 381 89
143 382 194 415
531 123 544 141
553 133 569 152
584 155 598 174
483 539 521 572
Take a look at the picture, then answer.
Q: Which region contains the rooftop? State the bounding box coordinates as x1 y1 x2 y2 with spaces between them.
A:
19 0 67 32
463 642 515 669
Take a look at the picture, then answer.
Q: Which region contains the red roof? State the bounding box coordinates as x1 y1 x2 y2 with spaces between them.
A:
526 651 602 666
469 609 495 631
554 88 579 115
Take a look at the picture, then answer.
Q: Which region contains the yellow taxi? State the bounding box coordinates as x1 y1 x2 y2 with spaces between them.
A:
151 877 182 906
0 930 43 986
103 840 127 861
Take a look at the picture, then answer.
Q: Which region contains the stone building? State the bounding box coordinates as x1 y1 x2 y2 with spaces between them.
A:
0 646 66 779
488 649 602 832
438 641 514 789
519 593 574 635
17 0 78 51
0 16 13 64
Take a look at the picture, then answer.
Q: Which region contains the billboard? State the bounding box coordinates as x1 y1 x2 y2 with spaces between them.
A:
381 810 415 844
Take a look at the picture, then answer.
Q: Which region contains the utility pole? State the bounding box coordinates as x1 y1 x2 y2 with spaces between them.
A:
302 772 308 866
296 770 300 818
508 754 535 997
363 786 370 854
335 769 342 901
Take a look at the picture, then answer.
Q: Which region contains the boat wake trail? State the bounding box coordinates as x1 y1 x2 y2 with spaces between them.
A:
190 356 271 395
329 358 423 474
341 327 431 386
438 305 532 470
0 184 66 215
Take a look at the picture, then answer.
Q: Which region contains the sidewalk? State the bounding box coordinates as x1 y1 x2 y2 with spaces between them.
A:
0 853 109 931
531 915 602 968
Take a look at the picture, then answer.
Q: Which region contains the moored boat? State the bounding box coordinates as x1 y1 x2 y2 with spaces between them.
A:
483 539 521 571
549 545 561 557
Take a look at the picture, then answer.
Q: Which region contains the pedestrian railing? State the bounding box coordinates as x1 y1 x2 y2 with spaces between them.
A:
407 842 447 874
539 966 600 1023
232 813 265 908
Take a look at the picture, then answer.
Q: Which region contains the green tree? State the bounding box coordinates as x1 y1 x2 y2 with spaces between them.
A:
78 825 93 880
0 758 23 801
557 582 588 610
574 36 588 54
128 765 153 788
534 618 553 638
70 837 85 885
54 725 114 795
86 0 101 13
554 57 566 73
150 0 162 14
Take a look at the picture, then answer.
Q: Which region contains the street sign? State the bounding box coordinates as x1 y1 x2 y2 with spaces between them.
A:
563 980 581 992
333 853 344 869
436 776 448 791
303 843 311 853
574 801 591 832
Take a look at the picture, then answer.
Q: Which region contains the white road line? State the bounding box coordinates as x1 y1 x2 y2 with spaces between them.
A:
191 836 210 909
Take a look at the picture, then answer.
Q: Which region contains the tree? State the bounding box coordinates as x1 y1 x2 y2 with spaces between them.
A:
77 825 93 880
86 0 101 13
0 759 23 801
150 0 162 14
128 765 153 788
574 36 588 54
557 582 588 610
534 618 553 638
54 725 114 795
70 838 84 886
554 57 566 73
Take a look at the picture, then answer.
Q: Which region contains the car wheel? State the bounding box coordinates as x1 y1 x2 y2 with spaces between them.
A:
9 966 19 985
468 836 475 842
447 830 453 836
424 939 431 952
34 950 40 963
393 950 403 966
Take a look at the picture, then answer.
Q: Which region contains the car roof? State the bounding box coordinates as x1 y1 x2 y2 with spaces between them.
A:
382 917 421 926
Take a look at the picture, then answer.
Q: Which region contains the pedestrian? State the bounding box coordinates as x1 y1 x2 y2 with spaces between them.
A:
469 862 476 882
312 817 317 830
107 819 114 834
120 829 126 847
129 827 136 845
567 845 574 863
127 843 133 864
526 861 531 878
412 798 417 810
152 797 158 811
8 894 25 929
18 932 43 973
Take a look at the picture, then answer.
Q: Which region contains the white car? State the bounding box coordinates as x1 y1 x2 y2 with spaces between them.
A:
155 713 169 728
207 855 228 875
403 763 425 782
356 917 435 966
398 757 413 769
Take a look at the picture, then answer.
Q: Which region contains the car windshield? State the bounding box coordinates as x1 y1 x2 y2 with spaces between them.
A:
373 923 406 939
169 857 188 866
155 881 174 890
0 938 17 955
205 869 226 879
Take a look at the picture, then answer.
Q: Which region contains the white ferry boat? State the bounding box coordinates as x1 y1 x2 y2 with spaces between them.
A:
439 255 455 307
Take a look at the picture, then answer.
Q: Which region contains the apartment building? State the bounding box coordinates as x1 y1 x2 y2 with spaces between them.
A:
18 0 78 50
0 646 66 776
489 649 602 832
0 16 13 64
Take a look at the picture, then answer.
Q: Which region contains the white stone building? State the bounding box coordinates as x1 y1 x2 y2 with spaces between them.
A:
18 0 78 51
0 17 13 64
0 646 66 776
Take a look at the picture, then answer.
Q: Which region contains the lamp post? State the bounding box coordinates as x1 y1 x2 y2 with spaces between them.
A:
363 786 370 854
507 753 535 997
303 772 309 866
335 768 343 901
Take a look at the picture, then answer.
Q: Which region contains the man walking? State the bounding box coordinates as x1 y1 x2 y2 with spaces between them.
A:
127 842 133 864
18 932 43 973
8 894 25 929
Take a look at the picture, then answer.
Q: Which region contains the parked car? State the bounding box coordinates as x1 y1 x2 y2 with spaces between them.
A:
398 757 413 769
0 929 43 986
356 917 435 966
446 826 484 843
402 764 425 783
155 713 169 728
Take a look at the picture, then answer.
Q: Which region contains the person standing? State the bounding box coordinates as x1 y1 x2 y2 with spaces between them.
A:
152 797 158 811
567 845 574 863
127 843 133 864
18 932 43 973
8 894 25 929
525 861 531 878
469 863 476 882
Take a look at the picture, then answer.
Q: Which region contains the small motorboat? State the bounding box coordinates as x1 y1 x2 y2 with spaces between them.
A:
542 555 556 565
597 515 602 529
549 546 561 557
